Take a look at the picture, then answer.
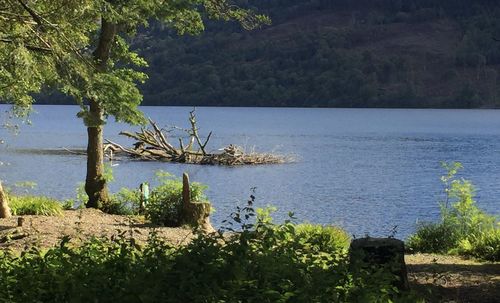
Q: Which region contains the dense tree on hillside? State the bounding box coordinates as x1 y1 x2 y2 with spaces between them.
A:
125 0 500 108
4 0 500 109
0 0 267 208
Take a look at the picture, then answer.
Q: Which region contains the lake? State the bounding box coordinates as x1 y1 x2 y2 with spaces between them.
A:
1 105 500 238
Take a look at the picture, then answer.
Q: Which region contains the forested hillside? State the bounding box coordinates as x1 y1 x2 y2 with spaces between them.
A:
54 0 500 107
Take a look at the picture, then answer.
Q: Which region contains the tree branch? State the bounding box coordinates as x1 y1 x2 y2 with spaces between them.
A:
15 0 43 26
0 38 51 52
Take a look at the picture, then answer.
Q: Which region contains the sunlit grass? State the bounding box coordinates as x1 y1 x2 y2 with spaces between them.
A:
9 195 63 216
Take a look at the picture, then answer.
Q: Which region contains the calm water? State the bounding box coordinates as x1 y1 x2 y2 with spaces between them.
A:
1 105 500 238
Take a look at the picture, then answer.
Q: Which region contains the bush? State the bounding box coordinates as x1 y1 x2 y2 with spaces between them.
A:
0 203 420 303
457 228 500 262
9 195 63 216
101 198 135 216
103 188 142 215
82 170 208 222
407 162 499 261
145 171 208 226
295 223 351 253
407 222 459 254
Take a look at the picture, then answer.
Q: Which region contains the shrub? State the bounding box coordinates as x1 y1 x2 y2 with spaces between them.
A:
9 195 63 216
101 198 135 216
0 202 420 302
145 171 208 226
80 170 209 222
407 222 459 254
102 188 142 215
295 223 351 253
457 228 500 262
407 162 499 261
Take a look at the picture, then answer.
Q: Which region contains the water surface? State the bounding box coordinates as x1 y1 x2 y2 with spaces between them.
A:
1 105 499 238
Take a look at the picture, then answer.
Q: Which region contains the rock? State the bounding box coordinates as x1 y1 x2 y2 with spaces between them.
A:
349 237 409 291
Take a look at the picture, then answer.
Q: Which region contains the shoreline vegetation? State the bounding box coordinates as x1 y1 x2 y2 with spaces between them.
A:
0 208 498 302
0 163 498 302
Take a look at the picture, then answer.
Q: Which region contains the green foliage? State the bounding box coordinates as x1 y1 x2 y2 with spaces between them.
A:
101 198 135 216
77 170 208 220
457 228 500 261
0 0 268 123
0 203 418 302
4 0 500 110
62 199 75 211
407 222 459 254
295 223 351 253
62 182 89 210
9 195 63 216
145 171 208 226
407 162 500 261
107 187 142 215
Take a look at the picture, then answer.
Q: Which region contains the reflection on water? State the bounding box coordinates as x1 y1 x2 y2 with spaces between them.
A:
1 105 500 238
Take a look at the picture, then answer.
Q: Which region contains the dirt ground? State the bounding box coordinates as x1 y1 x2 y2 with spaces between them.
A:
406 254 500 303
1 210 498 302
0 209 194 250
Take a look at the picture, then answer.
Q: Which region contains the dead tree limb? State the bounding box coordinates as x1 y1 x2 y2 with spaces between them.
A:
105 113 289 165
188 109 210 155
148 118 179 155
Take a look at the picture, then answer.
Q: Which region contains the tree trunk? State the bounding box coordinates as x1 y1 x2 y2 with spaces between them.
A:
0 180 12 218
85 100 109 208
85 18 116 209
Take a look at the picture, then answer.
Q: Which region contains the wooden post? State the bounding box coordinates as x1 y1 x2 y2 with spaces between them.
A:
0 181 12 218
182 173 191 211
181 173 214 232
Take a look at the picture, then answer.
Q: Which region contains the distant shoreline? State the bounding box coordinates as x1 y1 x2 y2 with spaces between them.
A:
2 102 499 110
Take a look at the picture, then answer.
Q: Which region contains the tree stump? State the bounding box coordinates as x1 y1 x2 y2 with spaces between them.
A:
181 173 214 232
349 237 409 291
0 181 12 218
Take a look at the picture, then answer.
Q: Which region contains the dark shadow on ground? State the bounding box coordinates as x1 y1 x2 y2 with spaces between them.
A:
0 225 15 232
408 263 500 303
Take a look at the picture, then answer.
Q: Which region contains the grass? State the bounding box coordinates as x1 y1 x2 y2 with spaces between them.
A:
8 195 63 216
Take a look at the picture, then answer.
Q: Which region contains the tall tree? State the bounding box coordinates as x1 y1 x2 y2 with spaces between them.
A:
0 0 268 208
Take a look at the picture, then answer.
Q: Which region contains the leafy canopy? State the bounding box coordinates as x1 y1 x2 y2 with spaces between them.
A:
0 0 269 124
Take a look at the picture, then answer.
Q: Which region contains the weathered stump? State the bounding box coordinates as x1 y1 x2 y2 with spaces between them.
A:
181 173 214 232
349 237 409 291
0 181 12 218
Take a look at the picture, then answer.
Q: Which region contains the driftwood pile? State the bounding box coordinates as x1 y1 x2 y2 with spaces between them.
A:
104 111 288 166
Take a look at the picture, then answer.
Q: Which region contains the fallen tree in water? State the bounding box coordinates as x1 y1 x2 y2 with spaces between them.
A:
104 110 289 165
